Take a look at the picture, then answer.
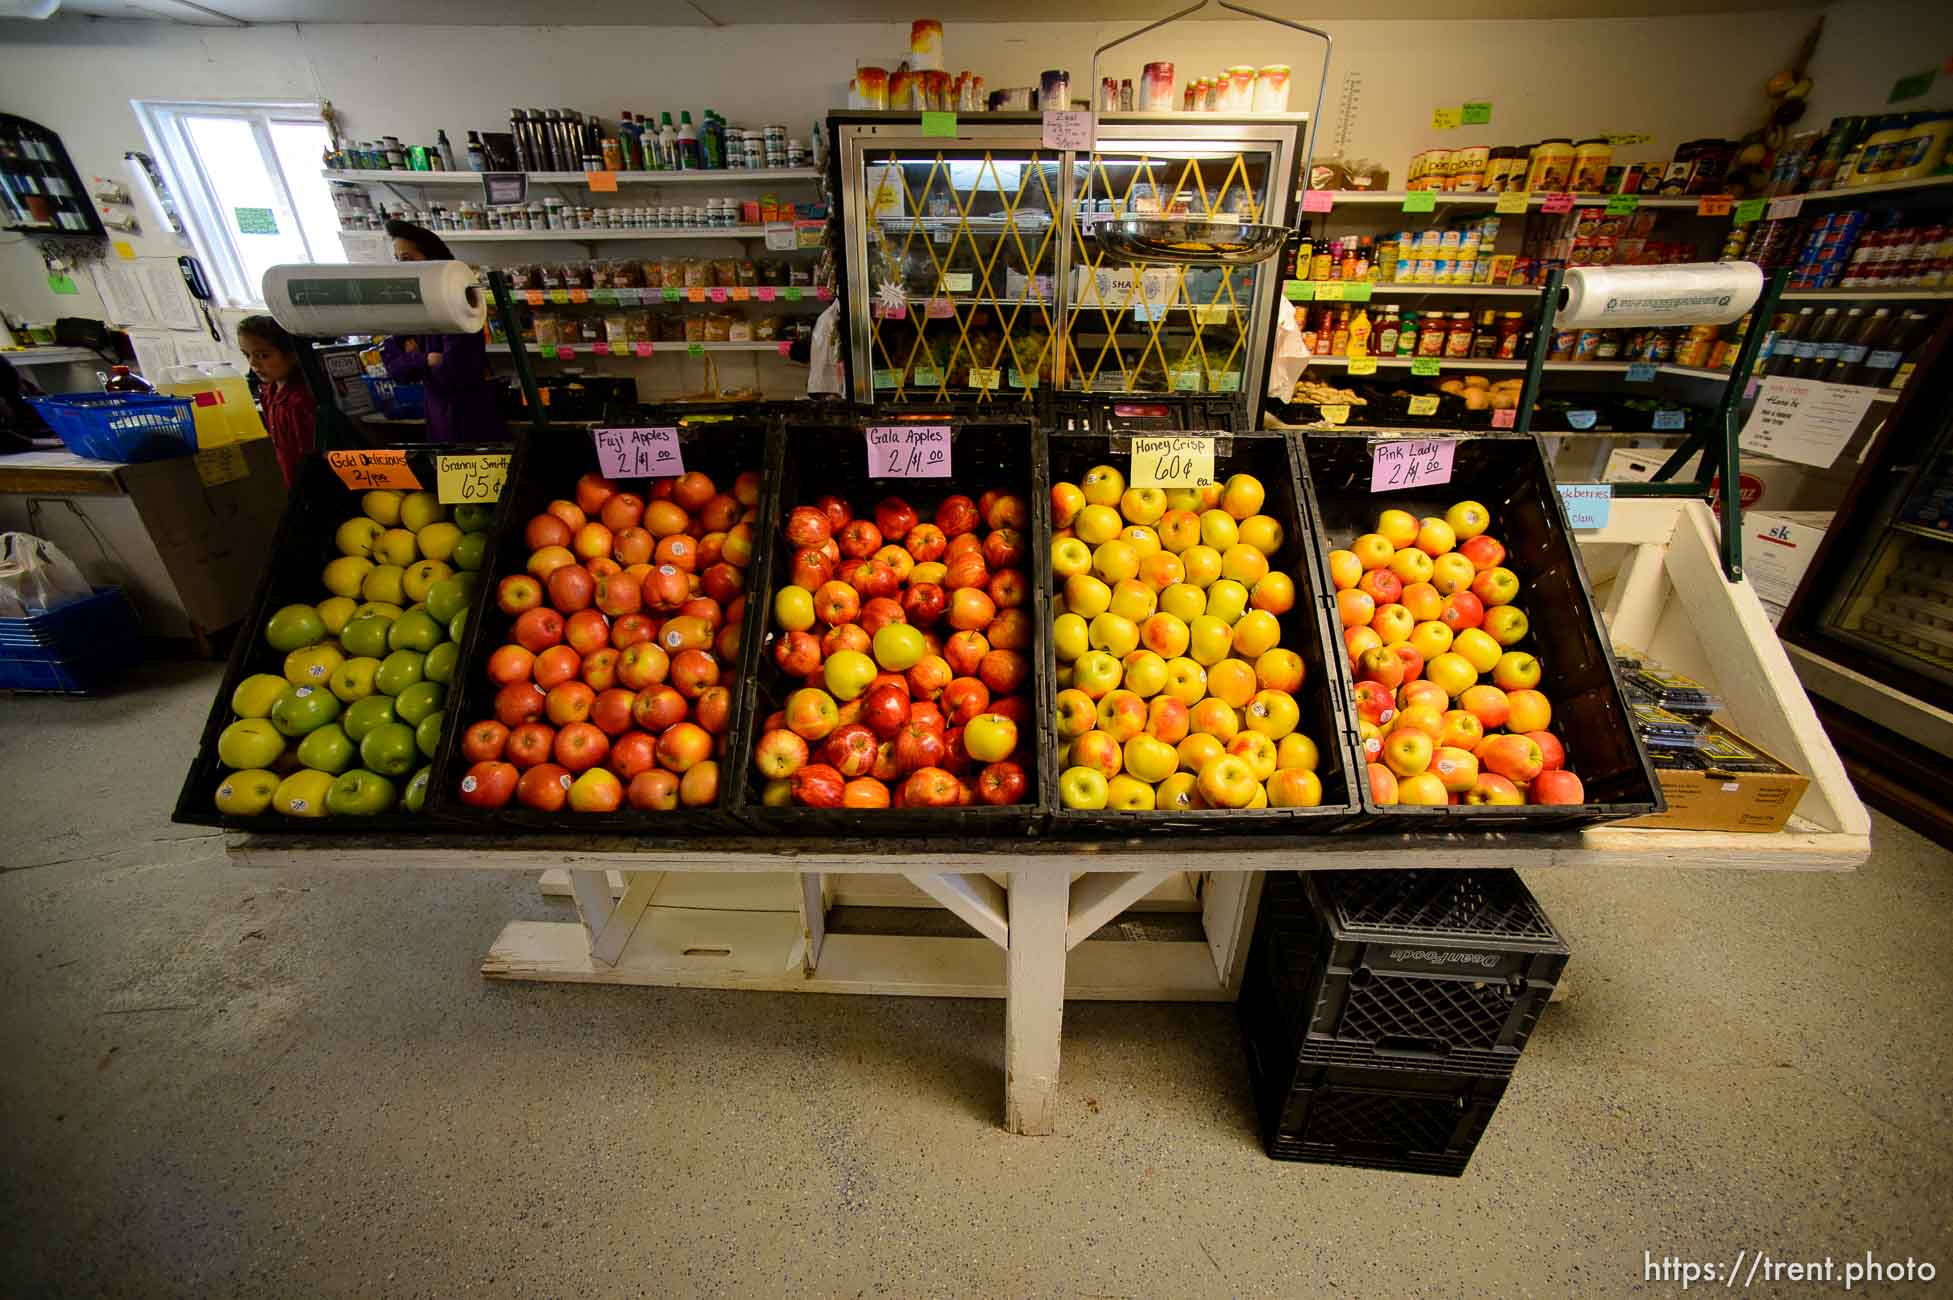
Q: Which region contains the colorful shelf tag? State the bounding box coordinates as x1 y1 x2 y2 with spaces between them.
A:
593 426 683 478
435 453 510 504
1130 435 1215 489
866 424 951 478
1370 438 1455 492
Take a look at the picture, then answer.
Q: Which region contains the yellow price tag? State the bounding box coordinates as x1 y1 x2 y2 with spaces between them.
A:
1494 191 1531 214
1432 107 1461 130
1130 434 1215 490
1348 356 1379 376
113 240 136 261
193 443 249 487
436 453 511 505
1319 404 1351 426
1315 282 1345 301
1407 395 1441 416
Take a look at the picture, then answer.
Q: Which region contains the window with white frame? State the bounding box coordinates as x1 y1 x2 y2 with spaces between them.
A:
133 99 344 307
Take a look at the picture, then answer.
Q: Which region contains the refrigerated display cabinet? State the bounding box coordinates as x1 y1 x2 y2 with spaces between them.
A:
830 113 1304 411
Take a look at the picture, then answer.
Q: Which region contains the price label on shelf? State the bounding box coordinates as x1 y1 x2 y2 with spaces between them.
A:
1315 281 1345 301
193 443 250 488
585 170 619 192
1490 407 1517 429
867 424 952 478
1431 107 1461 130
1696 195 1734 217
558 347 576 359
1009 369 1039 389
549 289 569 304
1605 195 1640 216
1347 356 1379 376
592 341 611 355
1402 190 1438 214
1766 195 1804 221
593 289 618 304
593 427 684 478
1301 189 1334 214
1170 368 1202 393
687 287 706 303
764 223 797 252
1194 304 1231 324
777 340 793 357
1284 280 1315 301
1406 394 1441 416
1041 110 1095 152
1370 438 1455 492
1494 190 1531 214
1733 199 1766 224
524 291 544 305
538 345 558 359
435 453 510 505
926 297 956 319
912 365 942 387
484 172 528 205
1461 100 1493 126
327 449 420 491
1211 372 1242 393
1540 192 1576 214
663 288 681 302
569 289 589 303
1627 362 1657 382
1344 281 1374 302
921 111 958 137
705 287 725 302
1558 483 1612 529
1652 408 1687 431
725 287 747 302
1318 404 1350 426
873 369 900 389
968 367 1001 390
1410 356 1441 377
784 286 804 302
1566 409 1599 430
756 285 777 302
1130 434 1215 489
687 343 705 357
634 342 654 357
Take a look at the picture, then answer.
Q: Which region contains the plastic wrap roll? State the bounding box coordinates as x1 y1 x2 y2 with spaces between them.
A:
261 261 487 337
1556 261 1762 329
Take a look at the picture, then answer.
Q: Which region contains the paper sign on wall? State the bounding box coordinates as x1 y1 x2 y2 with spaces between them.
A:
866 424 952 478
1558 483 1612 530
1130 435 1215 489
436 453 510 504
1461 101 1493 125
1738 377 1878 468
328 449 420 490
194 443 250 488
1431 107 1461 130
593 426 685 478
1371 438 1455 492
1042 110 1095 152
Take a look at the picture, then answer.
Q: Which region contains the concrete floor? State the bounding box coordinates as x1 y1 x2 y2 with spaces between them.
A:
3 662 1950 1299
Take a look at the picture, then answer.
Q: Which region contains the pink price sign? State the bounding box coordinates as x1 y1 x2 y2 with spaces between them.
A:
592 342 611 355
777 340 793 357
865 425 952 478
1540 192 1576 214
593 426 685 478
756 286 777 302
1490 407 1517 429
1370 438 1456 492
634 342 654 357
1300 189 1334 214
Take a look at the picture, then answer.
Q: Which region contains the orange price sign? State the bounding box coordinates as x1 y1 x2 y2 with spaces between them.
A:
327 449 420 491
586 170 619 192
1696 194 1734 217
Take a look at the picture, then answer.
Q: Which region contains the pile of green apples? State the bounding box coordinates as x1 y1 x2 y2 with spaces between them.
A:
211 488 493 819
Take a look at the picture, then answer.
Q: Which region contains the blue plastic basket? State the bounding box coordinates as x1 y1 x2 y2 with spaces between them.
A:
363 377 427 419
28 392 198 463
0 587 142 693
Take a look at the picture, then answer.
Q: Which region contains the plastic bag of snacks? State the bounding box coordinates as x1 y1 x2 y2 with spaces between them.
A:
0 532 93 616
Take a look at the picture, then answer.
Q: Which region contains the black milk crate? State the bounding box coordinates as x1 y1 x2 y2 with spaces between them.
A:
1239 1051 1511 1176
1040 429 1362 835
1294 431 1662 828
172 442 514 833
1044 393 1249 435
1240 869 1568 1083
724 416 1052 834
427 418 770 834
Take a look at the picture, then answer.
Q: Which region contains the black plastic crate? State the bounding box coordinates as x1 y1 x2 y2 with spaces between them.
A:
1045 393 1248 435
1294 431 1662 827
1040 430 1362 833
1239 1049 1510 1176
427 418 769 834
1240 870 1567 1079
725 417 1051 833
173 442 514 832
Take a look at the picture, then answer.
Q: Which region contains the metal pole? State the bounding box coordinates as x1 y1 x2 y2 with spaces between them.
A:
487 268 550 434
1512 268 1562 436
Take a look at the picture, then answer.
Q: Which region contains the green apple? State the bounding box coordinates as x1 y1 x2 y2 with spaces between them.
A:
359 722 420 777
447 609 469 644
264 604 324 653
424 575 472 625
453 504 495 532
451 532 489 573
340 615 392 660
361 564 407 606
415 710 444 759
270 684 341 737
213 768 279 816
272 769 334 818
218 717 285 769
352 601 402 623
336 515 385 558
399 491 446 533
342 694 397 742
403 765 431 813
402 559 453 604
327 768 397 816
394 680 445 726
329 656 381 702
374 650 426 697
231 672 290 719
388 609 443 654
423 641 459 685
296 723 357 774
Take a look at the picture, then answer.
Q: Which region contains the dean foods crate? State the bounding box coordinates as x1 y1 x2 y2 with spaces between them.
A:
1294 431 1661 827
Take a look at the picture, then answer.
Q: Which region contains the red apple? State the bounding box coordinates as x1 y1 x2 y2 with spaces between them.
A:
694 685 732 736
487 644 536 686
631 684 687 734
837 518 883 560
860 597 906 637
581 647 620 691
842 777 891 808
655 721 713 773
669 648 720 699
494 682 547 728
545 681 595 726
941 676 991 726
700 494 740 533
982 529 1025 571
511 607 565 654
774 629 824 677
861 682 912 739
902 766 961 806
874 496 918 540
986 609 1030 652
1530 769 1585 804
753 728 809 779
574 473 617 514
982 493 1028 532
516 762 573 811
641 563 689 612
546 563 596 613
894 721 946 773
905 524 947 563
902 582 948 627
976 760 1027 805
785 506 832 549
671 471 716 513
610 730 659 780
790 762 846 808
532 644 582 689
590 687 637 736
626 769 680 810
934 496 978 538
907 654 952 701
497 574 543 616
616 641 670 691
611 613 654 650
505 722 555 768
459 760 517 808
552 720 609 772
987 569 1027 609
943 630 989 676
824 723 880 778
977 649 1028 695
461 719 509 763
821 623 871 658
851 559 900 600
944 551 989 593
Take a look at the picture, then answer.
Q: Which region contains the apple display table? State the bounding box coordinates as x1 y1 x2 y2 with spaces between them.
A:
227 500 1869 1134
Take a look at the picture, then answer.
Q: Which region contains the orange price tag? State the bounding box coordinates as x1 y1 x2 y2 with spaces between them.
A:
730 287 750 301
1696 194 1734 217
524 291 543 305
327 449 420 491
687 287 705 303
569 289 589 303
586 170 619 192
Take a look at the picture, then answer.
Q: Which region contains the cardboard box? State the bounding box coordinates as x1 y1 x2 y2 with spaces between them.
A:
1619 718 1811 833
1743 509 1833 624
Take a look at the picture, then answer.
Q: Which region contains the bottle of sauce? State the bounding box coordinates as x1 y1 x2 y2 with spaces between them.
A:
1827 307 1890 385
1348 307 1372 358
1785 307 1842 378
1764 308 1814 375
102 364 153 393
1469 308 1499 358
1443 311 1474 359
1495 311 1524 359
1330 307 1351 357
1377 307 1401 356
1397 311 1419 357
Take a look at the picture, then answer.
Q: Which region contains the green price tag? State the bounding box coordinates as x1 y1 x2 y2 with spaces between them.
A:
1605 195 1640 216
1402 191 1437 214
1733 199 1766 225
234 206 278 235
1284 280 1315 301
922 111 958 137
663 287 681 302
539 345 558 359
1407 394 1440 416
912 365 942 386
47 273 77 295
1211 372 1242 393
1461 101 1493 126
687 343 705 357
1410 356 1441 377
593 289 618 304
1315 281 1345 301
1171 369 1202 392
1344 280 1374 302
1889 69 1937 104
785 286 803 301
968 367 1001 390
873 368 900 388
1009 369 1038 389
549 289 569 304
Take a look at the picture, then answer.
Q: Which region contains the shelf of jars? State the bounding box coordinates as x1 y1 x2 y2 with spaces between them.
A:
1320 189 1707 211
438 227 823 243
501 285 832 306
323 167 821 186
485 340 784 355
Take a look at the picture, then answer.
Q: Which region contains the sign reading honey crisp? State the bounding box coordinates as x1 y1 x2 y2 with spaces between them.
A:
1130 435 1215 490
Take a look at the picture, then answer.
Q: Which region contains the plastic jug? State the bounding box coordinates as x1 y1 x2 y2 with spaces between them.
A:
157 362 267 447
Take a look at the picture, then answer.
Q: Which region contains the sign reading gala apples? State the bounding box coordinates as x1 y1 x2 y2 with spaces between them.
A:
593 427 684 478
1129 435 1215 489
1370 438 1456 492
866 425 952 478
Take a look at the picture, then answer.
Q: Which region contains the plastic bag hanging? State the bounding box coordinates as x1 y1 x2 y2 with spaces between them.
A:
0 532 94 617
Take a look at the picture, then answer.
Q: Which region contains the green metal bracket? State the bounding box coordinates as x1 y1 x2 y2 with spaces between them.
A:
487 269 550 434
1511 267 1563 436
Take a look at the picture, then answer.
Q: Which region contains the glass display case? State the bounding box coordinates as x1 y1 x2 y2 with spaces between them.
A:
831 113 1304 408
0 112 103 238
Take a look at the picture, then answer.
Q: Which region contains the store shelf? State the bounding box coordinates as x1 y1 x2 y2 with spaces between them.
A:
1 346 101 367
1660 363 1899 401
323 167 821 186
1892 521 1953 545
1776 174 1953 203
1323 190 1703 211
487 341 785 355
1780 287 1953 302
504 286 830 306
432 226 798 243
1304 356 1628 374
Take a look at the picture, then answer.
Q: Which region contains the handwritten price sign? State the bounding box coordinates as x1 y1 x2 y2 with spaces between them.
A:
327 449 420 491
866 425 951 478
592 426 685 478
1130 435 1215 490
435 453 510 505
1370 438 1456 492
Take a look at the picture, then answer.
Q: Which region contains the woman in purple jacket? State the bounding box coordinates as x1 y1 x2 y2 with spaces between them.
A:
380 220 507 442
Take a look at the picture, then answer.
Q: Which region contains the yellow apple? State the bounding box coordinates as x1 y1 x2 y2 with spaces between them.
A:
1089 612 1140 658
1074 504 1123 544
1160 582 1206 623
1064 574 1112 619
1232 609 1282 658
1180 545 1223 588
1163 657 1208 705
1053 612 1090 661
1080 463 1126 506
1119 487 1166 525
1199 509 1239 551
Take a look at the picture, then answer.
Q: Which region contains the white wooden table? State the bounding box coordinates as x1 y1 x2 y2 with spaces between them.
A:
229 501 1869 1134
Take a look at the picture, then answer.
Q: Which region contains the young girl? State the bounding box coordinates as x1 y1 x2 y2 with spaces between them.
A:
238 315 316 486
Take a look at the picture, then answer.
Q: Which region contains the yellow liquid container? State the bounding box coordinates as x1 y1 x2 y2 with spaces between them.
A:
159 363 267 447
